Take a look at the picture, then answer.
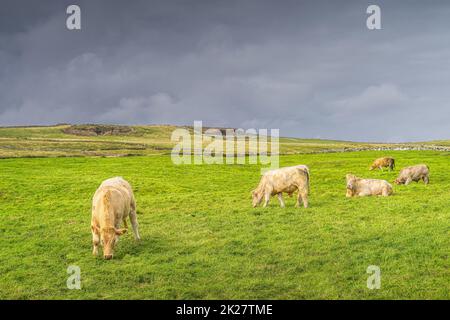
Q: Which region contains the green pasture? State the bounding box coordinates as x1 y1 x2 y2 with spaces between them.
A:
0 150 448 299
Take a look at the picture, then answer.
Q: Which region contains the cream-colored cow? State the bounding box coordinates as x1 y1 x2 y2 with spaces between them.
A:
346 174 393 197
369 157 395 171
91 177 140 259
394 164 429 185
252 165 309 208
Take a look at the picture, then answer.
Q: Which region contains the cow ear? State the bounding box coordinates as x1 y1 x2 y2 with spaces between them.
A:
115 228 127 235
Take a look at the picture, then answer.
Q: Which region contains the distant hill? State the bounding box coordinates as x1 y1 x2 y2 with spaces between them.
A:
0 124 448 158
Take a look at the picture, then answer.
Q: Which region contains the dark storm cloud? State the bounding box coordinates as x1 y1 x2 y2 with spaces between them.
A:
1 0 450 141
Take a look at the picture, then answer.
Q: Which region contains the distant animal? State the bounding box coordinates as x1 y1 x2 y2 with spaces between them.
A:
252 165 309 208
369 157 395 171
394 164 429 185
91 177 140 259
346 174 393 197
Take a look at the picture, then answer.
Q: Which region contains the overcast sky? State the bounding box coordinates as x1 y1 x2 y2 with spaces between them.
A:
1 0 449 142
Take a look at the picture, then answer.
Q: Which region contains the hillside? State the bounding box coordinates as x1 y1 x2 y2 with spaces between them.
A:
0 124 448 158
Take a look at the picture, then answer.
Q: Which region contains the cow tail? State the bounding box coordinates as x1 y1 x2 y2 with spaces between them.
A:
302 168 310 193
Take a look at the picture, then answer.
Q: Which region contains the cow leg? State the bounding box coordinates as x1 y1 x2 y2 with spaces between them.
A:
299 191 308 208
346 189 353 197
123 218 128 229
296 190 308 208
92 228 100 256
423 176 429 185
128 197 140 241
405 177 412 185
262 192 271 208
277 193 285 208
129 210 141 241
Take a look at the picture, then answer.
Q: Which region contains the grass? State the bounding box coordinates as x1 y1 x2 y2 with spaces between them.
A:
0 150 448 299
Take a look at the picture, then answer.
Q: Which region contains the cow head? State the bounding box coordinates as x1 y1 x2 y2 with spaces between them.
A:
93 226 127 259
251 190 263 208
393 178 403 185
369 165 375 171
346 174 357 192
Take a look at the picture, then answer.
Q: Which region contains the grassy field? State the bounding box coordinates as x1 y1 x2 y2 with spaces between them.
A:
0 150 448 299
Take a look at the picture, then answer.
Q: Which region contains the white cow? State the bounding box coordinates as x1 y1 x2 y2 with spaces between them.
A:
91 177 140 259
252 165 309 208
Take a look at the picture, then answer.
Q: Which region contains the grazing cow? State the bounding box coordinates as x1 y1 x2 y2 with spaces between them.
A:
252 165 309 208
91 177 140 259
394 164 429 185
369 157 395 171
346 174 393 197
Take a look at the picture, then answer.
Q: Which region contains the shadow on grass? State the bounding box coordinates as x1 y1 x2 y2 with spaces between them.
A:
112 235 171 260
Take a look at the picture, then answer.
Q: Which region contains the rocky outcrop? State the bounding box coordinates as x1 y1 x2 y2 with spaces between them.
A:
62 124 134 136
